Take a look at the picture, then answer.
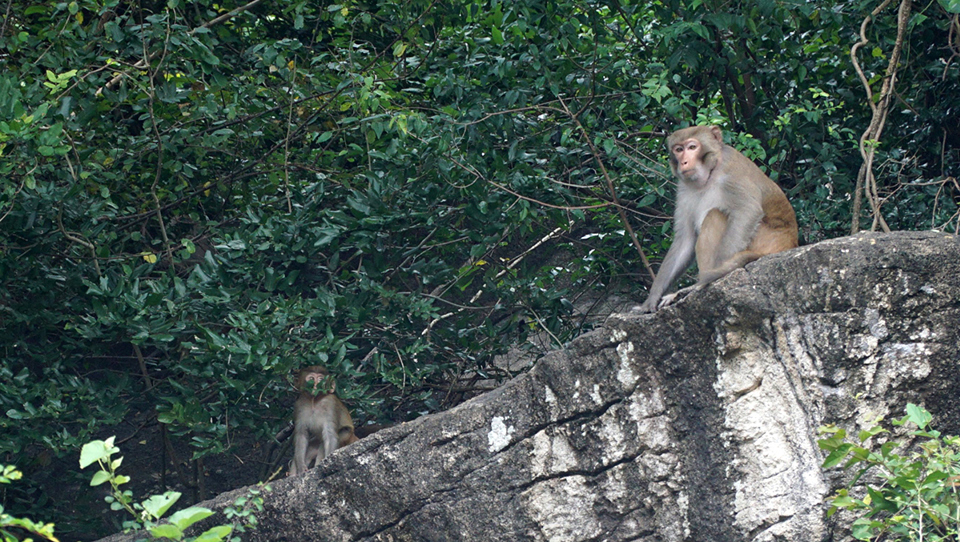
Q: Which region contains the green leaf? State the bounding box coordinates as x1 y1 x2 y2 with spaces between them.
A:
80 438 117 469
866 487 896 512
938 0 960 13
851 517 881 540
192 525 233 542
167 506 215 530
857 425 886 442
141 491 182 519
636 193 658 208
830 494 857 508
149 523 184 539
905 403 932 429
821 443 854 468
921 469 948 487
89 470 112 486
492 26 504 45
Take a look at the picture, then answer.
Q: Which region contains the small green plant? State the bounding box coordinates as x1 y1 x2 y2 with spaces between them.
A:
0 465 59 542
79 437 266 542
819 404 960 541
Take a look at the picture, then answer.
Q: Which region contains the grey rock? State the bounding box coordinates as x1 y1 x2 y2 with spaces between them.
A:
97 231 960 542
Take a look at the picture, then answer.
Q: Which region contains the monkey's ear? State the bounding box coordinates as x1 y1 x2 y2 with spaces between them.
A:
709 126 723 144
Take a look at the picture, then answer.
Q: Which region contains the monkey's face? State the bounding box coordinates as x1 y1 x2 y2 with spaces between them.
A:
303 372 335 396
670 137 713 186
667 126 724 187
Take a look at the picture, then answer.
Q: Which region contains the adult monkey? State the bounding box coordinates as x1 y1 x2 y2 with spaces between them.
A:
289 365 358 476
634 125 798 313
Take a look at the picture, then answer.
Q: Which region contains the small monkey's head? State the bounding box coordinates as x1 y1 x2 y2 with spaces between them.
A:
666 125 724 186
296 365 336 396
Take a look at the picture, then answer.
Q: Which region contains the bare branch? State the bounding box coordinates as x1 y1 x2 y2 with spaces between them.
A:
850 0 911 233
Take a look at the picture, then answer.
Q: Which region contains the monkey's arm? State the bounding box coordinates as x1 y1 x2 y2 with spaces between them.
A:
292 427 310 475
635 224 695 313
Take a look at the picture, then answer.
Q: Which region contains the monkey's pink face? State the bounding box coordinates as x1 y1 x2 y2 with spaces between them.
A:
672 138 710 185
304 373 335 396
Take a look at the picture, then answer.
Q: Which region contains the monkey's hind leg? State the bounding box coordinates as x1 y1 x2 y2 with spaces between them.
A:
695 208 765 285
697 250 763 285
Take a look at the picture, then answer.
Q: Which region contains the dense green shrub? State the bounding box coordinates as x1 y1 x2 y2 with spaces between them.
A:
820 404 960 541
79 438 265 541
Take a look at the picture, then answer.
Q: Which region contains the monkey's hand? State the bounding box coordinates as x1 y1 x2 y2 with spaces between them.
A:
630 299 659 314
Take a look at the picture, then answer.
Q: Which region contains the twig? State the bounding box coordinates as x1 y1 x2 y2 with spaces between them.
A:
495 226 567 279
283 60 298 214
57 204 102 276
146 19 175 270
132 344 155 391
557 97 655 281
0 180 25 224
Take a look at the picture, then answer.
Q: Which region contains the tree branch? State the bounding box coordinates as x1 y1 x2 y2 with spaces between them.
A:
850 0 910 233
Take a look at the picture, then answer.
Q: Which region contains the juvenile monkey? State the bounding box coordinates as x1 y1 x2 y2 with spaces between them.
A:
635 125 798 313
289 365 358 476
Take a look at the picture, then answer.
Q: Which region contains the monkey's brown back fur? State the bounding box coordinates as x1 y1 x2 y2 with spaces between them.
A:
735 145 797 248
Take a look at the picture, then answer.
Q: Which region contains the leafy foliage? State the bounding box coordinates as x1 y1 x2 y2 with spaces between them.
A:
1 0 957 536
0 466 59 542
819 404 960 541
79 437 264 541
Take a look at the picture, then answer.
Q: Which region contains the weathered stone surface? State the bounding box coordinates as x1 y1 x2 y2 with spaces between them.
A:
97 231 960 542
